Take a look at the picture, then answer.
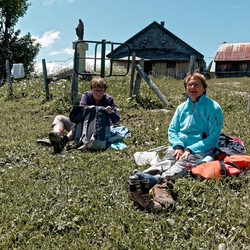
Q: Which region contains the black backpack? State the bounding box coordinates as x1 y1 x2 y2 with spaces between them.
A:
217 133 246 156
69 105 107 151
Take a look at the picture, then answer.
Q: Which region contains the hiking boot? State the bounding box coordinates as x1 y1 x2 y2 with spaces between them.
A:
49 132 68 153
128 179 162 211
150 180 176 206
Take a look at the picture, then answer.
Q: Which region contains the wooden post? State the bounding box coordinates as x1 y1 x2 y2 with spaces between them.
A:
135 64 172 107
129 53 136 97
71 52 79 105
133 58 144 96
42 59 50 100
6 60 12 95
189 55 196 74
185 55 197 100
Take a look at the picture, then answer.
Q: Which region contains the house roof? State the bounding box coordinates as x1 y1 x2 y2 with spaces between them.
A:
107 21 203 61
214 42 250 61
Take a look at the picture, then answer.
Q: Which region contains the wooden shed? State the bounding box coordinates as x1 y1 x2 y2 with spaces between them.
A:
214 42 250 78
107 21 204 79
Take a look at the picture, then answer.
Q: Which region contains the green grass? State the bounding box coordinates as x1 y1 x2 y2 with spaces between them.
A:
0 75 250 249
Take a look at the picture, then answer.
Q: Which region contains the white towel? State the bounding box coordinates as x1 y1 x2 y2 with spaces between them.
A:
12 63 25 78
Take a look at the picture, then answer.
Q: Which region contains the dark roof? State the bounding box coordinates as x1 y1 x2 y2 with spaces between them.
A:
214 42 250 61
107 21 203 61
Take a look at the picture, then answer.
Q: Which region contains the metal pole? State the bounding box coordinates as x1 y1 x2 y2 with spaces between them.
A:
100 39 106 77
71 52 79 105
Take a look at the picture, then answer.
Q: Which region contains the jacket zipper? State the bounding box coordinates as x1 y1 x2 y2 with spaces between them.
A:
185 102 196 142
214 116 218 126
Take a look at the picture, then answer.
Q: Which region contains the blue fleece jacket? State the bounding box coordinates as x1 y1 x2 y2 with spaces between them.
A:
168 94 223 154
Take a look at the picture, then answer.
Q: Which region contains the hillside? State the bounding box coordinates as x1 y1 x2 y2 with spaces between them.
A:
0 75 250 249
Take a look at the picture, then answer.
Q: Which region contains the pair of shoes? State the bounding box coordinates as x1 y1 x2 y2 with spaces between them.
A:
128 179 162 211
49 132 67 154
149 180 176 206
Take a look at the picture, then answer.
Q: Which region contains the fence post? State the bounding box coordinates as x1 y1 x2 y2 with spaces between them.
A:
185 55 197 100
42 59 50 100
189 55 196 73
71 52 79 105
6 60 12 96
135 64 172 107
129 53 136 97
133 58 144 96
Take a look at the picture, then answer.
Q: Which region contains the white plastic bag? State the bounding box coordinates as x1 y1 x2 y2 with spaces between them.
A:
134 151 159 166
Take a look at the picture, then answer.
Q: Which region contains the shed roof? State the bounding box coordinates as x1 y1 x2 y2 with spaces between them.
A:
214 42 250 61
107 21 203 61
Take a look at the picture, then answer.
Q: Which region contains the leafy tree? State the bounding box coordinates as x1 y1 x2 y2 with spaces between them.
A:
9 30 40 74
0 0 41 81
206 60 213 76
200 58 207 75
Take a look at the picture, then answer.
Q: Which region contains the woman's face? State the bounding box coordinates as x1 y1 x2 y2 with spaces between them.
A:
92 88 105 102
186 76 206 102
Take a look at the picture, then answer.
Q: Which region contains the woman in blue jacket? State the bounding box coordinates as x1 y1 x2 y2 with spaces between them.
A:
129 73 223 211
145 72 223 179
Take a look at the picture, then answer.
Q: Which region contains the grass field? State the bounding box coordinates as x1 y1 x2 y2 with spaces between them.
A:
0 74 250 249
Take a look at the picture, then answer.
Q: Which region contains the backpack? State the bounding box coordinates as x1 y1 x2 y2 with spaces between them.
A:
218 133 246 155
69 105 107 151
190 155 250 180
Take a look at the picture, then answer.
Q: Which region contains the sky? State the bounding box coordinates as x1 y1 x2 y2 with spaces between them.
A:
16 0 250 74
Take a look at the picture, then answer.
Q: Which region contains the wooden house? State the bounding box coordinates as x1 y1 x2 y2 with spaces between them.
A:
107 21 204 79
213 42 250 78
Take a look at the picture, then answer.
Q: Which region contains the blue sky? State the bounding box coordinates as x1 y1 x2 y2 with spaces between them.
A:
16 0 250 73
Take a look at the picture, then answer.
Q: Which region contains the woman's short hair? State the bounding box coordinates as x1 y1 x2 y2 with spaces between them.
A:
183 73 207 89
90 77 108 90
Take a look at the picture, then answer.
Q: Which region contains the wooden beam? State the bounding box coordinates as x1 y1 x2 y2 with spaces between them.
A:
133 59 144 96
42 59 50 100
6 60 12 95
129 53 136 97
135 64 172 107
189 55 196 73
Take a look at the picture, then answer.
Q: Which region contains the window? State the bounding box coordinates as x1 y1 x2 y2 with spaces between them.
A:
167 61 176 68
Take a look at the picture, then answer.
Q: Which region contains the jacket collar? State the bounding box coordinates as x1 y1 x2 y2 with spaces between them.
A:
187 93 206 103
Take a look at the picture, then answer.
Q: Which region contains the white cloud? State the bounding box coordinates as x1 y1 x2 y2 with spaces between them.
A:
44 0 74 5
33 52 111 76
33 30 61 48
34 60 73 75
49 47 74 56
43 0 56 5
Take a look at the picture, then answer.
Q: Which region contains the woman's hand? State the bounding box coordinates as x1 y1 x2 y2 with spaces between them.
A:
173 149 184 160
173 149 190 160
105 106 112 114
180 150 190 160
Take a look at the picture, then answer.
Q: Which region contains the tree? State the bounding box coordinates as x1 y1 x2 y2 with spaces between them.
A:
205 60 213 79
9 30 40 74
200 58 207 75
0 0 41 82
